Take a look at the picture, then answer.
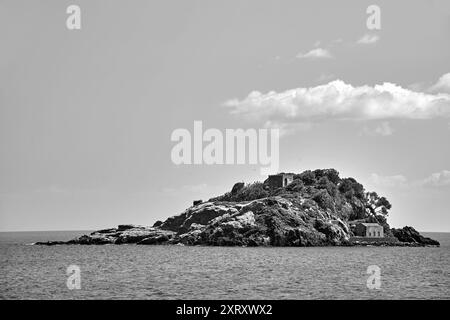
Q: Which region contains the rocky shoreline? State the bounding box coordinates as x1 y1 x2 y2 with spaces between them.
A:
35 169 440 248
35 223 439 247
36 200 439 248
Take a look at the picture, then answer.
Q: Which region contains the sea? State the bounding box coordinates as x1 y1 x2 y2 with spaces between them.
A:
0 231 449 300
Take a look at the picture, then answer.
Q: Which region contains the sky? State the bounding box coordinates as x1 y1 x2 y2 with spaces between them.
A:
0 0 449 232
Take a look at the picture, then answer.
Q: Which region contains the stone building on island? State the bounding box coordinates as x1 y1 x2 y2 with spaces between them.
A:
267 173 294 189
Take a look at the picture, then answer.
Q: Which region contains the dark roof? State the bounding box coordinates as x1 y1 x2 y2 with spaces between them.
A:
269 173 294 177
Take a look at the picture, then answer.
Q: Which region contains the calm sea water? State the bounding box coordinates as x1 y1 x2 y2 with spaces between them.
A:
0 231 449 299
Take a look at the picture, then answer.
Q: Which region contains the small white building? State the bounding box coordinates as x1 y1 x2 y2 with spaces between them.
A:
354 223 384 238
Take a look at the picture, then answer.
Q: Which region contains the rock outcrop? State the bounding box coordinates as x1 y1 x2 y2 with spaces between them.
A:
36 225 175 246
161 197 350 246
391 226 440 246
36 198 351 246
35 169 440 247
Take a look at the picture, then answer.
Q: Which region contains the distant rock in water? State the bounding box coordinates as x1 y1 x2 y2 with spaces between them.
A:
35 169 440 247
35 225 175 246
391 226 440 246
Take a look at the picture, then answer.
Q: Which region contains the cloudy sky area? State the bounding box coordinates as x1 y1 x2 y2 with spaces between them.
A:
1 0 449 231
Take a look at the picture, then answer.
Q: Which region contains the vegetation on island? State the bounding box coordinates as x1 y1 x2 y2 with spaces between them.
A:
211 169 392 228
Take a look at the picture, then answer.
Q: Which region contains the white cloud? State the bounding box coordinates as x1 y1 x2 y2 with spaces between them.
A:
428 73 450 94
223 75 450 128
296 48 333 59
264 120 313 137
362 121 394 136
374 122 394 136
421 170 450 187
357 34 380 44
369 170 450 189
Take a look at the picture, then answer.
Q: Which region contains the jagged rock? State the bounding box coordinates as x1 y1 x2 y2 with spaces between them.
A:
189 223 206 231
159 202 240 233
93 228 117 234
231 182 245 194
391 226 440 246
117 224 139 231
115 228 173 244
34 241 66 246
137 233 173 245
152 196 351 247
314 219 349 244
152 220 163 227
35 226 174 245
